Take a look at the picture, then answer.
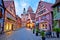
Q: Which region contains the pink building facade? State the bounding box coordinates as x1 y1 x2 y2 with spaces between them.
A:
3 0 16 32
36 1 53 31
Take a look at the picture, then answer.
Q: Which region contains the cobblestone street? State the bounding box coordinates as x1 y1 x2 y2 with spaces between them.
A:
0 28 60 40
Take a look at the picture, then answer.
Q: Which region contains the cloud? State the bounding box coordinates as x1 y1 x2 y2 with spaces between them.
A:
14 0 30 17
19 1 30 13
20 2 29 8
14 0 21 17
21 3 27 7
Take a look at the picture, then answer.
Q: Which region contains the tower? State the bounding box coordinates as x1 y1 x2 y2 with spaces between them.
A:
23 8 26 14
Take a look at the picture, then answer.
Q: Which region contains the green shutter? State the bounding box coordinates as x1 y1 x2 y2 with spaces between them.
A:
53 7 58 28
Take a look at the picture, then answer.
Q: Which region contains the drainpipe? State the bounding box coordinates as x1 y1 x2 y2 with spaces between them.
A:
51 11 53 31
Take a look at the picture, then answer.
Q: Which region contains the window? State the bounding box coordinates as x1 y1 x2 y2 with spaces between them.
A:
10 4 13 12
0 8 2 18
38 10 43 15
43 9 46 12
38 9 46 15
41 4 44 8
42 24 44 29
10 7 13 12
45 24 47 29
57 6 60 12
41 15 46 20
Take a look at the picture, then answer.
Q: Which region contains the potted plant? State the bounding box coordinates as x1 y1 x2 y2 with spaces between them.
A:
40 30 45 40
36 28 39 36
33 28 35 34
53 28 60 38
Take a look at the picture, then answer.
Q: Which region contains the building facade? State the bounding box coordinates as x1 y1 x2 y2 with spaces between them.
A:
21 6 36 28
0 0 5 33
21 8 26 27
26 6 35 28
52 0 60 28
36 1 53 31
16 15 21 29
3 0 16 32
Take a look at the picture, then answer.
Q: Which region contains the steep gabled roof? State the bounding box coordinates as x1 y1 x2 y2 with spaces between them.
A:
27 6 34 13
4 0 16 18
36 1 53 13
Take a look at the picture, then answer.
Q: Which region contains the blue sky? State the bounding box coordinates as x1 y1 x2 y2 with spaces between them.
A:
14 0 55 17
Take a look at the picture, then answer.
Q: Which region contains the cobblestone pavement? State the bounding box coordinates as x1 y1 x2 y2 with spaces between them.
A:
46 38 60 40
0 28 60 40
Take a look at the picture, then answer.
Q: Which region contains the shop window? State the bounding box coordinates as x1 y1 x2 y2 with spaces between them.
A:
42 24 45 29
0 8 2 18
43 24 44 27
40 23 48 29
45 24 47 29
4 23 12 31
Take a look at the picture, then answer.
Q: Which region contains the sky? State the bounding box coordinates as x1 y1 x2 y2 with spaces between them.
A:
14 0 55 17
